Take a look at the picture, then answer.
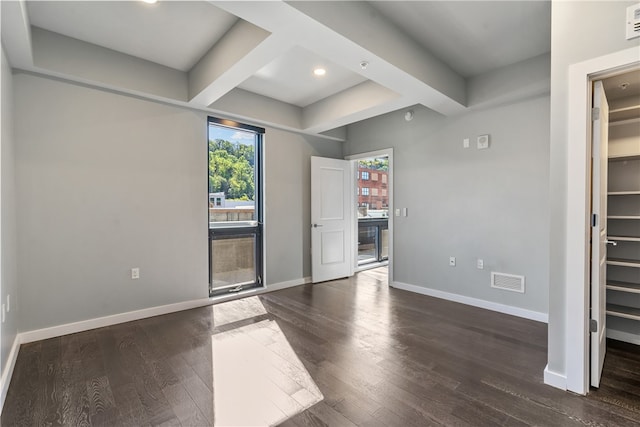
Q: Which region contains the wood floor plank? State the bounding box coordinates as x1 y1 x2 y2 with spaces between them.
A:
3 267 640 426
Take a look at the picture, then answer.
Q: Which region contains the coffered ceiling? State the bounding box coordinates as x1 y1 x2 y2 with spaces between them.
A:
1 1 552 141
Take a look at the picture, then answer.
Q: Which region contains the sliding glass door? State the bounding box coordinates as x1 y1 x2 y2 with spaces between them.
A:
208 117 264 297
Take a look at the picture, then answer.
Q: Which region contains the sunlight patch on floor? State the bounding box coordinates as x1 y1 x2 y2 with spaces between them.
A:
212 297 323 426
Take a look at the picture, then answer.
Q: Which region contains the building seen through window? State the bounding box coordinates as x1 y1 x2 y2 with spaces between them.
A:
356 158 389 217
356 156 389 266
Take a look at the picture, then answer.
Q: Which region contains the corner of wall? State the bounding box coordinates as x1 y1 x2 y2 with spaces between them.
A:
0 335 20 411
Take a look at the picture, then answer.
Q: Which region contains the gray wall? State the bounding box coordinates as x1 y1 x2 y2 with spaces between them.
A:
547 0 640 376
1 47 18 378
265 128 342 284
345 94 550 315
14 72 341 332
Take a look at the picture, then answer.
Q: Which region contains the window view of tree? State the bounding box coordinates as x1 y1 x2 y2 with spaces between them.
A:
359 158 388 171
208 138 255 201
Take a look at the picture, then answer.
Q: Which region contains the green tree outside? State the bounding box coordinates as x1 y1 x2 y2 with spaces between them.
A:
209 139 255 200
359 158 388 171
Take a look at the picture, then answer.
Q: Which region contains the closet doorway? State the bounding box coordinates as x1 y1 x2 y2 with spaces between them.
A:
590 69 640 388
563 46 638 395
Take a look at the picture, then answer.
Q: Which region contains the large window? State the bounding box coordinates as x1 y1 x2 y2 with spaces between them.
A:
208 117 264 297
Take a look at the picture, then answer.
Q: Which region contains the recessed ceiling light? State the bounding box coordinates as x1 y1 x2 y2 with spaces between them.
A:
142 0 158 4
313 68 326 77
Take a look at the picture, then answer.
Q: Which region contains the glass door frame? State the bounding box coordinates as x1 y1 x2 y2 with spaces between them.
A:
208 117 264 297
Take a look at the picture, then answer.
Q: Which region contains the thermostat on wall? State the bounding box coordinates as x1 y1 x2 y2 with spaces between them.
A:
627 3 640 40
477 134 490 150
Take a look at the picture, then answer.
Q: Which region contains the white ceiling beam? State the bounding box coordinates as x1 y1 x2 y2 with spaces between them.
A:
287 1 467 111
302 81 412 134
188 19 295 106
1 0 33 68
209 88 303 130
31 28 189 101
211 0 466 133
467 53 551 110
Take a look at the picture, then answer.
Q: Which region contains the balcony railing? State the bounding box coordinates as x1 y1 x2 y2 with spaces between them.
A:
358 218 389 266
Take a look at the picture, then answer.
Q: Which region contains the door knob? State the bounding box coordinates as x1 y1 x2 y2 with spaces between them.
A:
605 240 618 246
312 223 323 228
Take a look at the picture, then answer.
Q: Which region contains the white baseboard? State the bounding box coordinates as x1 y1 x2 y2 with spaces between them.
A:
1 276 311 413
607 328 640 345
0 335 21 411
391 281 548 323
544 364 567 390
20 277 311 344
19 297 214 344
211 277 311 305
266 276 312 292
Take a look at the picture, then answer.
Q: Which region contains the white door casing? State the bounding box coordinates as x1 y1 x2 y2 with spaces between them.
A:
561 47 638 396
311 156 352 283
590 80 609 388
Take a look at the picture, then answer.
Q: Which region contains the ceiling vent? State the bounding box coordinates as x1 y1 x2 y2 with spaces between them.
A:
491 272 525 293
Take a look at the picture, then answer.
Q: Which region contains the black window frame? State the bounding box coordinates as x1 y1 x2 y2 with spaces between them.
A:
207 116 265 297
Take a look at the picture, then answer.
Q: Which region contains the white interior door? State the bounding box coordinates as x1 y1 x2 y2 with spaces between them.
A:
311 156 352 283
590 80 609 388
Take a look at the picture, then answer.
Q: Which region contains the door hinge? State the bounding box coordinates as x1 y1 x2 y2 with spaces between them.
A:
592 213 597 227
591 107 600 121
590 319 598 333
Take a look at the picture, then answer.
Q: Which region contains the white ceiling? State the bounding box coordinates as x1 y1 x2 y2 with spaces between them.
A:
26 1 238 71
369 1 551 78
4 0 553 139
237 46 368 107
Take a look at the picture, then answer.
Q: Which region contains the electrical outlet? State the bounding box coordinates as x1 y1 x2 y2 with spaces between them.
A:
477 259 484 269
131 268 140 279
463 138 470 148
449 256 456 267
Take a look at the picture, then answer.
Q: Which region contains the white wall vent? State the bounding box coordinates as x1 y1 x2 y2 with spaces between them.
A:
491 272 525 293
627 3 640 40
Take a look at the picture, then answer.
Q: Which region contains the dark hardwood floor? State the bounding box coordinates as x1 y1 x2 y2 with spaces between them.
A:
3 267 640 426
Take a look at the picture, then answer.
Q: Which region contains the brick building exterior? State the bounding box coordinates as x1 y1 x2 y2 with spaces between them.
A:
357 165 388 210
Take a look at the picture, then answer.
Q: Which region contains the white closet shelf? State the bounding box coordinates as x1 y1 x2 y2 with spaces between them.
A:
608 191 640 195
610 105 640 123
607 281 640 294
606 235 640 242
607 258 640 268
608 154 640 161
607 216 640 220
606 304 640 321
